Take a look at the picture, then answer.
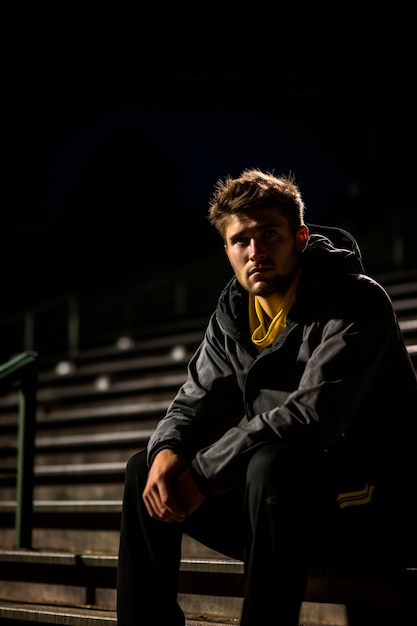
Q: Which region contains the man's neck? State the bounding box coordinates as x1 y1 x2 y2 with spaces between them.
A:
256 293 285 320
256 267 303 320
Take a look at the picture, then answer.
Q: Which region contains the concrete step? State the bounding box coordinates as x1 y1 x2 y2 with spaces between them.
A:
0 602 241 626
0 599 358 626
1 549 416 625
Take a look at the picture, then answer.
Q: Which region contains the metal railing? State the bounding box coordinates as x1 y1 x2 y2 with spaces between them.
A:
0 351 38 549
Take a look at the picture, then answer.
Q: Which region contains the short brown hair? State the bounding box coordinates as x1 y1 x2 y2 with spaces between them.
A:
208 168 306 240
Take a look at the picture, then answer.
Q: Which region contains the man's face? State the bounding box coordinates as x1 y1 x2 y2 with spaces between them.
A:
224 208 309 297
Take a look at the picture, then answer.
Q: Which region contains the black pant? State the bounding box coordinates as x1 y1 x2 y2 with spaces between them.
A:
116 444 410 626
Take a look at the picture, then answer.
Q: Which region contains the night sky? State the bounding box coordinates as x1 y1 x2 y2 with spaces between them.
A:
1 3 416 311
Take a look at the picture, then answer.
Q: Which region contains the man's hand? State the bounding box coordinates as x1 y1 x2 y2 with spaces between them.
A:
142 449 205 523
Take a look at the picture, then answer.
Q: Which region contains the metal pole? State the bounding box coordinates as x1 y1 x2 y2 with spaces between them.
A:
15 361 37 548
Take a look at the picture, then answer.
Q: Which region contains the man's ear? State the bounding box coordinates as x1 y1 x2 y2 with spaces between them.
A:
297 225 309 252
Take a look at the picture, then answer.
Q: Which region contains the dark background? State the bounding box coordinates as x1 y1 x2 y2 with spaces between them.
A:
1 3 416 313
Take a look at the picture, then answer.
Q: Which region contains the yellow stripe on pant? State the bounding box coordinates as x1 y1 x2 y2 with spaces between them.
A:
337 483 375 509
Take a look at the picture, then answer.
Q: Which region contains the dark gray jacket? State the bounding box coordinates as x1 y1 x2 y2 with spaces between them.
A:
147 231 417 497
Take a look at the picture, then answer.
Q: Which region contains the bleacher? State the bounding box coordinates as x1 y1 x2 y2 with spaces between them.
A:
0 256 416 626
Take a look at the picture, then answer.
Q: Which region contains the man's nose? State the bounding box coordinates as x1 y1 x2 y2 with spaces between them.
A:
249 238 266 260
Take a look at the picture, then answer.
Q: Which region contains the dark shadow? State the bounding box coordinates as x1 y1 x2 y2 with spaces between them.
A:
67 128 194 291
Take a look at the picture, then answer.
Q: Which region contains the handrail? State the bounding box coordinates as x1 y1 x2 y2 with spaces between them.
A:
0 351 38 549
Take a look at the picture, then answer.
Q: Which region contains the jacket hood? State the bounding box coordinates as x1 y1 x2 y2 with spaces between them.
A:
304 230 364 276
299 231 364 309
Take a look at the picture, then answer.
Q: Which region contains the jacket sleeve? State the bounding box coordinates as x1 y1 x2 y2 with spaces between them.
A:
146 312 246 468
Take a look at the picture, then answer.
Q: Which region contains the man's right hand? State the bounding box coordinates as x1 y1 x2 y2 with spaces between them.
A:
142 449 189 522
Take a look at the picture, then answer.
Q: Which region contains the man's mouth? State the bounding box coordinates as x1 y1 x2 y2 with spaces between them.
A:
249 266 272 277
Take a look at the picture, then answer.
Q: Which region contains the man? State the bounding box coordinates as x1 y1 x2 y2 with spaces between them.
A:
117 168 417 626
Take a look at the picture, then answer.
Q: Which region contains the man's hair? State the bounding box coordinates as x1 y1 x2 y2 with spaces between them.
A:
208 168 306 240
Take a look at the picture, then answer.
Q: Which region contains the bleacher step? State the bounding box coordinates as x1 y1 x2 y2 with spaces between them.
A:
2 598 411 626
0 602 244 626
0 601 116 626
1 550 416 625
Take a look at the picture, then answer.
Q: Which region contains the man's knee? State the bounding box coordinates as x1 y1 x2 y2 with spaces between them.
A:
246 444 318 498
247 444 293 481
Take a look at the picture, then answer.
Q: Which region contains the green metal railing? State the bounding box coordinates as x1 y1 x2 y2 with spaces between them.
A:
0 351 38 549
